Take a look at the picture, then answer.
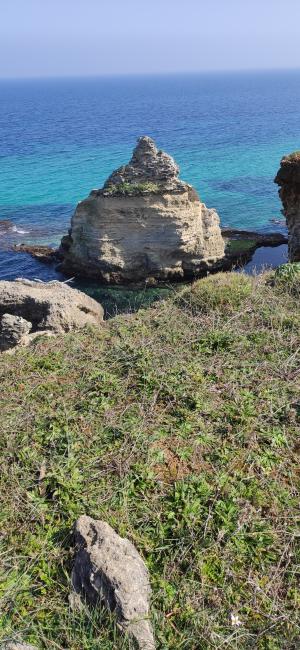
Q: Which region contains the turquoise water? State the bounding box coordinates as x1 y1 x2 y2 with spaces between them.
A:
0 70 299 280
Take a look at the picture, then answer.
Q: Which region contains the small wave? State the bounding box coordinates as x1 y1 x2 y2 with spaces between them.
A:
11 226 30 235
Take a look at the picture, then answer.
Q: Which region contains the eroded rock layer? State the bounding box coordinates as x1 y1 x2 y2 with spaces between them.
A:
275 152 300 262
61 137 225 283
0 279 104 335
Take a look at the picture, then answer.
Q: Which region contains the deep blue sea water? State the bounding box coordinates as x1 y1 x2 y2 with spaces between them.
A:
0 70 299 282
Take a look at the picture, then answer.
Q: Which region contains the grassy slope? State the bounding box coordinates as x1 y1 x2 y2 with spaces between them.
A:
0 272 299 649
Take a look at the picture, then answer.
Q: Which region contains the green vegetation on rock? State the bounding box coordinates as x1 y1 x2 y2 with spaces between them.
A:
225 238 256 255
104 181 160 196
0 272 299 649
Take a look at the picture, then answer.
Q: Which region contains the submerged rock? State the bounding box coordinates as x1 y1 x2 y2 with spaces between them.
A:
275 152 300 261
221 228 288 267
72 515 155 650
0 220 15 233
0 279 104 336
12 244 63 264
61 136 225 283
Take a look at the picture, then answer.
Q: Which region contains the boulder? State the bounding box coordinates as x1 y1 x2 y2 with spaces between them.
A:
61 136 225 283
275 152 300 261
0 313 32 351
72 515 155 650
0 279 103 335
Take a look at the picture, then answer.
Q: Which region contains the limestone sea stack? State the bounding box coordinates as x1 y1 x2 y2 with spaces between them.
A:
275 151 300 262
60 137 225 283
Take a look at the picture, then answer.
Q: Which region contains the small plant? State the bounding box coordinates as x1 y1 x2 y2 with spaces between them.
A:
275 262 300 282
274 262 300 296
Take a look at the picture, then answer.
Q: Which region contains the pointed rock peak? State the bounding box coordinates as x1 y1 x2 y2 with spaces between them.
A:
275 150 300 186
104 136 182 191
132 136 158 160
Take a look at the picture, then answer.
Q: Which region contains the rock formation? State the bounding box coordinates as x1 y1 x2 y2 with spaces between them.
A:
72 515 155 650
12 244 62 265
0 313 32 351
0 280 103 350
275 152 300 261
61 136 225 283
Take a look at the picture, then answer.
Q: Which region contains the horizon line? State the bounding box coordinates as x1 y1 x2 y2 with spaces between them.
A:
1 65 300 82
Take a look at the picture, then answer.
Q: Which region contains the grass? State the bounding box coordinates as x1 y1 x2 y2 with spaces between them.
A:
104 182 160 196
0 271 299 649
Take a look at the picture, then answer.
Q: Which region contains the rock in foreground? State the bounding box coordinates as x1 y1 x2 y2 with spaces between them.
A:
0 279 103 339
275 152 300 261
61 136 225 283
72 515 155 650
0 313 32 351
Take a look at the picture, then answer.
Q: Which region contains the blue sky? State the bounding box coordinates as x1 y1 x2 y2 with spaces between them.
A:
1 0 300 78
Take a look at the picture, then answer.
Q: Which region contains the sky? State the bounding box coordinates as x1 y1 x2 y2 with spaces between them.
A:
1 0 300 78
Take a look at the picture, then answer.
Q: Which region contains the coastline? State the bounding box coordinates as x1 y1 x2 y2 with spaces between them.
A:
0 225 288 317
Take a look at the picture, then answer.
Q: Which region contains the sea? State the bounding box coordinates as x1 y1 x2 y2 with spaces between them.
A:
0 70 299 299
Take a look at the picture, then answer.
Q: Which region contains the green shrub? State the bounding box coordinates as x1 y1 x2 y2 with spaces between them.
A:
274 262 300 296
105 181 160 196
275 262 300 282
176 272 252 314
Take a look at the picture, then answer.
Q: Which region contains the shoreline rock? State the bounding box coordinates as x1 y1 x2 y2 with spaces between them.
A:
12 243 63 264
221 228 287 266
221 228 287 247
11 228 287 285
0 220 15 234
60 136 225 283
275 151 300 261
0 279 104 350
0 313 32 352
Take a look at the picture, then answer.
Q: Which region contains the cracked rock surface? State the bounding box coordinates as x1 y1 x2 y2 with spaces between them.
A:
0 279 104 337
72 515 155 650
0 313 32 351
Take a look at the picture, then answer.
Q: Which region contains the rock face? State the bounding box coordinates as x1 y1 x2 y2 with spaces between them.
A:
61 136 225 283
72 515 155 650
0 279 103 337
275 152 300 261
0 313 32 351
